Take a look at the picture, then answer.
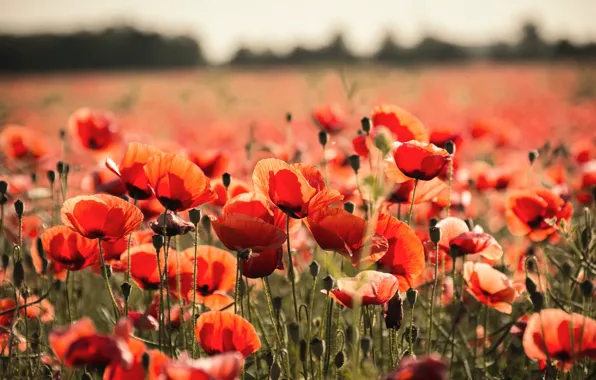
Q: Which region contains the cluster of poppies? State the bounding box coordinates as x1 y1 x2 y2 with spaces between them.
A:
0 101 595 380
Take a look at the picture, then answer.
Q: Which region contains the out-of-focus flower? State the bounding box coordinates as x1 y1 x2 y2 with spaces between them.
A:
163 352 243 380
383 354 447 380
463 262 522 314
69 108 121 152
106 142 163 199
41 226 99 271
313 104 346 134
371 105 428 143
187 150 229 179
327 271 399 308
0 125 47 160
195 311 261 357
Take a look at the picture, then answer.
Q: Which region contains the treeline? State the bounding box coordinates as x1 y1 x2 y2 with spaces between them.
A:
0 23 595 72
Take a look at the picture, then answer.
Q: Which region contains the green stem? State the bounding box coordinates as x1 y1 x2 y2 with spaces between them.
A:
407 179 419 226
305 274 317 379
124 198 138 317
446 160 453 216
409 304 415 356
97 239 120 320
262 277 290 376
65 269 72 323
285 214 299 321
428 242 439 355
483 305 489 378
191 222 199 358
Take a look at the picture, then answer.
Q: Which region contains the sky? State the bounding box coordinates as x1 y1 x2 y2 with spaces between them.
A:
1 0 596 63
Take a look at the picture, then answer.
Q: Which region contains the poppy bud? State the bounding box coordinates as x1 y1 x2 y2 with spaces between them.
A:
360 117 371 134
287 321 300 343
445 140 456 155
561 261 573 277
31 332 40 351
221 172 232 189
14 199 24 217
13 260 24 288
581 228 591 250
81 373 92 380
348 154 360 173
150 211 195 237
188 209 201 225
121 282 132 300
141 352 151 373
373 130 392 155
323 275 335 291
318 131 328 147
334 351 345 368
345 325 356 343
64 163 71 176
237 278 245 297
525 277 537 294
429 226 441 244
530 292 544 312
299 339 308 362
30 172 37 184
343 201 355 214
101 264 113 279
406 287 418 307
272 296 283 312
56 161 65 174
59 129 67 139
465 218 474 230
310 338 325 359
404 325 418 343
286 112 293 123
46 170 55 184
584 206 591 223
528 149 539 164
384 293 403 330
580 280 594 299
309 260 320 277
360 336 372 357
429 217 438 228
201 215 211 231
151 235 164 253
0 180 7 194
54 280 62 290
1 254 9 269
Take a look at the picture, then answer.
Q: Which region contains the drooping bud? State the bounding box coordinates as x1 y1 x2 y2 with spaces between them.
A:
201 215 211 232
360 117 371 134
323 275 335 291
445 140 456 155
272 296 283 312
528 150 539 164
270 361 281 380
0 180 8 194
309 261 320 278
287 321 300 344
530 292 544 312
406 287 418 307
222 173 231 189
299 339 307 362
14 199 24 217
1 254 9 269
348 154 360 173
189 209 201 225
13 260 25 288
310 338 325 359
580 280 594 299
429 226 441 245
151 235 164 253
360 336 372 357
561 261 573 278
334 351 345 368
343 201 355 214
150 210 195 237
383 293 403 330
318 131 328 147
525 277 537 295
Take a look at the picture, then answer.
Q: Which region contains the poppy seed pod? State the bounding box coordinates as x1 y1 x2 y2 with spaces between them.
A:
120 282 132 300
151 235 164 253
343 201 355 214
188 208 201 225
1 254 9 269
30 172 37 184
13 260 24 288
384 293 404 330
286 112 293 123
429 226 441 244
360 336 372 357
150 211 195 237
525 277 538 295
403 325 418 343
445 140 456 155
429 217 438 227
201 215 211 231
59 129 67 139
581 228 591 250
310 338 325 359
14 199 24 217
270 361 281 380
361 117 371 134
334 351 345 368
323 275 335 291
287 321 300 344
46 170 55 184
561 261 573 277
348 154 360 173
530 291 544 312
528 149 539 164
0 180 7 194
580 280 594 298
272 296 283 312
406 287 418 307
309 260 320 277
318 131 328 147
56 161 65 174
222 172 231 189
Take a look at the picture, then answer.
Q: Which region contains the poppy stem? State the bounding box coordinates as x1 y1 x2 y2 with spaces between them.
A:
483 304 489 377
446 159 454 217
305 271 318 378
428 241 439 356
323 296 334 377
97 239 120 321
409 303 415 356
155 240 165 353
262 277 290 376
407 179 419 226
191 219 200 358
124 198 138 318
65 269 72 323
285 214 299 321
234 255 241 314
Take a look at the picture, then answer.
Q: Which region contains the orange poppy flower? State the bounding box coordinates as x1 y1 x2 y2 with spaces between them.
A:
392 141 451 181
69 108 120 152
376 213 425 291
147 293 190 328
187 150 229 179
61 194 143 242
195 311 261 357
383 354 447 380
120 244 176 290
371 105 428 142
0 327 26 356
305 207 388 267
49 317 132 368
242 248 283 279
0 125 46 160
327 271 399 308
144 152 217 212
386 178 446 205
313 104 346 134
163 352 243 380
210 179 250 208
506 188 572 242
463 262 521 314
106 142 163 199
211 192 287 252
523 309 596 371
21 295 55 323
253 158 343 218
179 246 236 309
41 226 99 271
449 231 503 262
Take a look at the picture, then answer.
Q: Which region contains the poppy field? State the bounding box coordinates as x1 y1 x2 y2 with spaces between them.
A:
0 63 596 380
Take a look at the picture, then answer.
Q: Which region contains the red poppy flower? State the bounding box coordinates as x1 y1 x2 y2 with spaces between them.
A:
41 226 99 271
371 105 428 142
327 271 399 308
120 244 176 290
106 143 163 199
242 248 283 279
144 152 217 212
463 262 521 314
104 344 168 380
386 178 446 205
0 327 26 355
146 293 190 328
179 246 236 309
210 178 251 208
21 295 55 324
49 317 133 368
195 311 261 357
352 134 372 158
523 309 596 371
429 128 463 149
163 352 243 380
0 299 18 327
128 311 159 331
211 192 287 252
0 125 46 160
392 141 451 181
376 213 424 291
187 150 229 179
383 354 447 380
449 231 503 262
69 108 121 152
313 104 346 134
475 165 512 191
61 194 143 242
506 188 572 242
305 207 388 267
253 158 343 218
